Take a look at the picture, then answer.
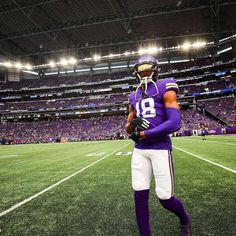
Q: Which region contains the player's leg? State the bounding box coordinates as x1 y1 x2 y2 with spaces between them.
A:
132 148 153 236
150 150 191 234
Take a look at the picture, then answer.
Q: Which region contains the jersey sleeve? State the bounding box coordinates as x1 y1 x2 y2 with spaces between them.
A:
162 79 179 94
128 93 135 109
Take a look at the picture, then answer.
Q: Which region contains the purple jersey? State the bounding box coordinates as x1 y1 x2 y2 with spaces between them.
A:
129 78 179 150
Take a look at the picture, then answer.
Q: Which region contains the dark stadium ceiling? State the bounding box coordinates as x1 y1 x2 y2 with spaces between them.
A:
0 0 236 65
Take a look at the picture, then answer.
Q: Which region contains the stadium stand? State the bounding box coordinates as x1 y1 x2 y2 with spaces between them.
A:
197 96 236 125
0 54 235 144
0 116 126 144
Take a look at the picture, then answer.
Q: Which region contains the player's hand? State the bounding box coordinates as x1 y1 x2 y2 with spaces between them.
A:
130 131 141 143
130 117 150 131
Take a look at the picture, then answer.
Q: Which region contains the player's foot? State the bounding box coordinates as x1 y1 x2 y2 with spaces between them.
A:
179 215 191 236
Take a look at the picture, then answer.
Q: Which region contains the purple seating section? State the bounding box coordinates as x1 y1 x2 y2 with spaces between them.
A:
179 77 236 95
0 77 235 113
1 102 233 143
0 93 129 112
0 71 128 91
0 116 127 144
0 53 235 143
0 107 230 144
180 109 222 131
198 97 236 125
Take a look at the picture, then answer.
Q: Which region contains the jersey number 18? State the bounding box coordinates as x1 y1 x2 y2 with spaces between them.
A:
135 98 156 118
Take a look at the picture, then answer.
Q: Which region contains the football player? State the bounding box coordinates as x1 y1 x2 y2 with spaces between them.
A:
125 55 191 236
201 127 207 140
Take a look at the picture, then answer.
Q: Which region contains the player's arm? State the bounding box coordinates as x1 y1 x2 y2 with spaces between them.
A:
140 90 180 138
125 105 136 134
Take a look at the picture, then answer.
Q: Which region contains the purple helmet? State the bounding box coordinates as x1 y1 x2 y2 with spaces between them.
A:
133 55 158 82
134 55 158 68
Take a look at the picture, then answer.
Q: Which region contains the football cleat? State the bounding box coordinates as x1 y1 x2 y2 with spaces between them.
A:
179 215 191 236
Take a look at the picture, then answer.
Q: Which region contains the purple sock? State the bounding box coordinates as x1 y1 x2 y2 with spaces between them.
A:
159 196 190 225
134 190 151 236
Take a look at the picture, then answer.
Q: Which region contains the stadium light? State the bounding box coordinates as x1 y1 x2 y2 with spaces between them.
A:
182 41 206 50
49 61 56 67
138 48 146 55
192 41 206 48
60 58 68 66
15 62 22 69
108 54 115 58
138 47 158 55
68 57 77 64
182 42 191 50
93 55 101 61
4 62 12 68
124 51 131 56
25 64 32 70
83 57 92 61
147 47 158 54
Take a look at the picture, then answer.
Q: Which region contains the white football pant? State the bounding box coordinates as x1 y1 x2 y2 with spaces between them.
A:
131 148 174 200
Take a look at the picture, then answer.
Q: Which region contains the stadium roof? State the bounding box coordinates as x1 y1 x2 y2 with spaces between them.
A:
0 0 236 64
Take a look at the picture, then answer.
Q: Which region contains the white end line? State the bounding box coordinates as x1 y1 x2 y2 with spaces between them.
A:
173 146 236 174
0 143 131 218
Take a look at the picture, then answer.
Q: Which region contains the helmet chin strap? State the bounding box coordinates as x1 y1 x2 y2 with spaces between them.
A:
135 72 159 99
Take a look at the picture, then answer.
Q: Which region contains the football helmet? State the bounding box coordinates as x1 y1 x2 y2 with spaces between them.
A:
133 55 159 98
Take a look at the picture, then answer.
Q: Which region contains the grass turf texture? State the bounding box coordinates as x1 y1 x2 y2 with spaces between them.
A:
0 136 235 235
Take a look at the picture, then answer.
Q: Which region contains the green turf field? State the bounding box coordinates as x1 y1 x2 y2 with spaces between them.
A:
0 136 235 236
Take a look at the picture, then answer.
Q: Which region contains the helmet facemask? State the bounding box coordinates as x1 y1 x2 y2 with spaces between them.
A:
134 60 159 99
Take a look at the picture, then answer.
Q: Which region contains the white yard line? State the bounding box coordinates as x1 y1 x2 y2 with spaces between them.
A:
173 146 236 174
0 155 18 159
0 143 131 218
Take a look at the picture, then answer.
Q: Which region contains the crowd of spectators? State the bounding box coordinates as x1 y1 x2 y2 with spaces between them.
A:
0 76 235 113
179 77 236 95
0 108 229 144
0 93 129 112
198 96 236 125
0 116 127 144
0 71 129 91
180 109 222 131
